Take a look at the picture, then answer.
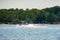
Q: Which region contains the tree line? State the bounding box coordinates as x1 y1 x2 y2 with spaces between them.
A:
0 6 60 24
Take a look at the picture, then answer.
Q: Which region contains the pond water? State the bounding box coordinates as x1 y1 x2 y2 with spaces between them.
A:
0 24 60 40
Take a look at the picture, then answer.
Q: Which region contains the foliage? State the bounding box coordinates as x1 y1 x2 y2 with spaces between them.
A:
0 6 60 24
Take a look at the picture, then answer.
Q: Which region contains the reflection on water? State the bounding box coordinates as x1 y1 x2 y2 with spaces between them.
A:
0 24 60 40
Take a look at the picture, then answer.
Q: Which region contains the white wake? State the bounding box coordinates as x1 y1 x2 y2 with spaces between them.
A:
16 24 48 28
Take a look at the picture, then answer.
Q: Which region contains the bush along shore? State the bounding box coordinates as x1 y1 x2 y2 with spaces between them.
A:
0 6 60 24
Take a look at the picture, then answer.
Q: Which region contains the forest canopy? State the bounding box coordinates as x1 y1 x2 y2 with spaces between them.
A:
0 6 60 24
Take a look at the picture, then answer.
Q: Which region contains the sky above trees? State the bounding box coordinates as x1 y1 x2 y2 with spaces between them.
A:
0 0 60 9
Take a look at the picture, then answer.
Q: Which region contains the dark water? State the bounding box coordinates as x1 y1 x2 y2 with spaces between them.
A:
0 24 60 40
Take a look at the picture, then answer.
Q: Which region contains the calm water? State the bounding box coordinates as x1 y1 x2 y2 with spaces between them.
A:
0 24 60 40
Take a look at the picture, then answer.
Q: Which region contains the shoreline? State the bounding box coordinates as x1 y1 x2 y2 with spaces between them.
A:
0 23 60 25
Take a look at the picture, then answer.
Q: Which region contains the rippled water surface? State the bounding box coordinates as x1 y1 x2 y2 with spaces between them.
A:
0 24 60 40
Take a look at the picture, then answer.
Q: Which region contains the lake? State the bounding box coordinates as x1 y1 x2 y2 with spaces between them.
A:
0 24 60 40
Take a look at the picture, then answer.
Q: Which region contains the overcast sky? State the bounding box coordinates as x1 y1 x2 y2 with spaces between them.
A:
0 0 60 9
